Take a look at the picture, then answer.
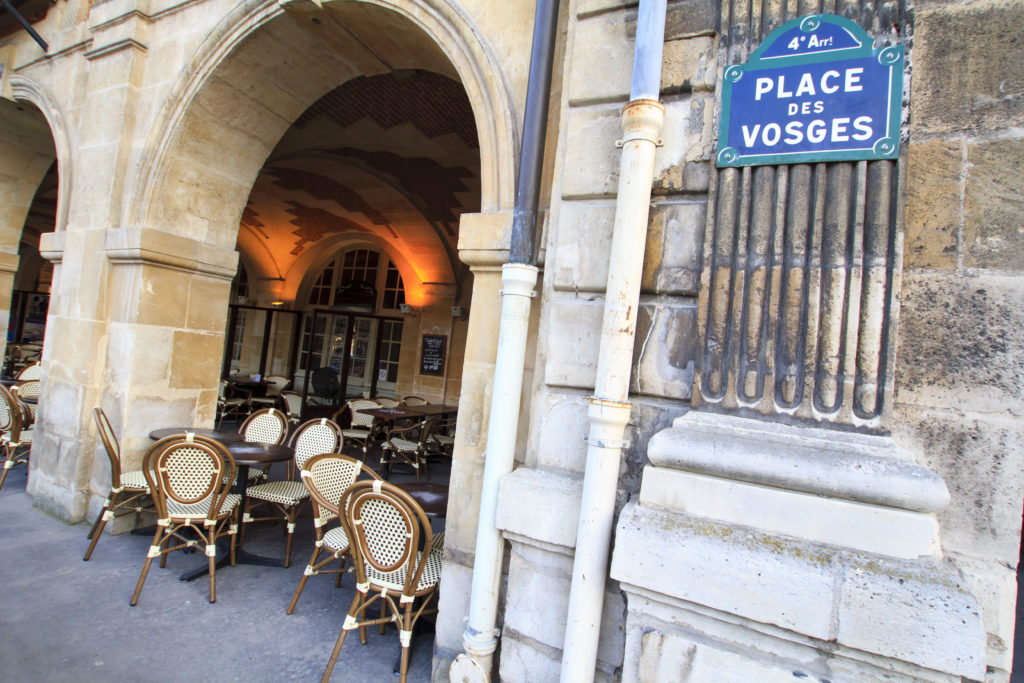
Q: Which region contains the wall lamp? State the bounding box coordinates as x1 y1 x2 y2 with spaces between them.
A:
399 303 416 316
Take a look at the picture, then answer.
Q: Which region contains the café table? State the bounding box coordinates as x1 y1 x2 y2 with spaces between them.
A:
147 428 294 580
401 403 459 418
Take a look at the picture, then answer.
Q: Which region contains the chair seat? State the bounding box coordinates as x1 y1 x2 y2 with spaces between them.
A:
322 526 350 553
246 480 309 506
2 428 32 446
342 429 371 441
432 434 454 446
363 543 442 594
386 437 419 452
167 493 241 520
119 469 150 491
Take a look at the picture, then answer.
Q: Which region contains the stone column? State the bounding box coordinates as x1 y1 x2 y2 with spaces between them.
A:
610 1 987 680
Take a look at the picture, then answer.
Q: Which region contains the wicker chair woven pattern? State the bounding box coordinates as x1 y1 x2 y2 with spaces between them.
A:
120 469 149 490
241 409 287 445
167 493 242 519
293 421 341 469
158 447 221 503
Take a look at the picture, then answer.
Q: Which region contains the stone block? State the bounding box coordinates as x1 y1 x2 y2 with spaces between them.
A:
529 389 590 473
497 637 563 683
496 468 581 549
612 503 838 640
964 138 1024 269
642 201 704 295
892 406 1024 566
567 9 715 104
186 276 232 332
912 1 1024 133
947 554 1018 675
637 633 798 683
169 330 222 390
560 106 622 199
903 140 961 270
896 274 1024 415
631 301 696 400
443 450 484 554
550 201 615 293
542 297 602 389
652 94 715 193
106 322 172 389
503 541 574 650
640 466 941 559
434 560 474 660
837 557 986 678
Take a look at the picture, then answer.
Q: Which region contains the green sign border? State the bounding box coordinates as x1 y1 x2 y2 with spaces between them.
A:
717 14 904 168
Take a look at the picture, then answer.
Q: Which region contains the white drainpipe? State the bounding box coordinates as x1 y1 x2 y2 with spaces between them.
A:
456 262 538 679
560 1 666 680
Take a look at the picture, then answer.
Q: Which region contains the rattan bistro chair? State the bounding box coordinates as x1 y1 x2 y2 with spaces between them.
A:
379 416 439 481
0 385 31 492
286 453 382 615
339 399 381 460
217 380 248 428
13 378 39 423
131 434 241 606
83 408 154 561
238 407 289 484
280 390 303 423
241 418 344 567
250 375 290 410
321 480 443 683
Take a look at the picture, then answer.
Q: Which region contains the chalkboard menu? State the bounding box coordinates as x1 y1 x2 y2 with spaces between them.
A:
420 335 446 376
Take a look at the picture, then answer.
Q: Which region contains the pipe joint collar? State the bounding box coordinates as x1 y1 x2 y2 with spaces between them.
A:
500 263 539 298
588 398 631 432
463 626 499 657
619 99 666 144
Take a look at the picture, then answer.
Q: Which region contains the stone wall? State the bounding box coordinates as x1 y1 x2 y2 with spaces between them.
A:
894 1 1024 677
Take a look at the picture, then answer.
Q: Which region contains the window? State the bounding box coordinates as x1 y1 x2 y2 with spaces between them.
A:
308 262 334 306
378 319 404 383
231 310 247 362
382 261 406 310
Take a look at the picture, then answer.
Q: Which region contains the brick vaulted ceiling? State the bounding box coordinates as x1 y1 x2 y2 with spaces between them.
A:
238 70 480 292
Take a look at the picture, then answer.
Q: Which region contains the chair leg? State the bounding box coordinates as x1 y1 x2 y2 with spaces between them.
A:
322 593 361 683
287 545 322 615
83 508 111 561
207 526 218 603
131 527 164 606
0 457 13 492
398 603 414 683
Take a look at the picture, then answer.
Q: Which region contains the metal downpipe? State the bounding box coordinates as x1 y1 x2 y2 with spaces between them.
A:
452 1 560 681
560 1 667 680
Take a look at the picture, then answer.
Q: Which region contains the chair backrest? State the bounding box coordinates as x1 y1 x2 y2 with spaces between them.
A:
0 385 25 442
239 407 288 444
375 397 399 408
289 418 343 469
280 391 303 421
340 480 433 596
345 399 380 430
92 407 122 488
301 453 380 528
143 434 235 520
264 375 290 397
401 395 427 406
15 379 40 401
16 362 41 380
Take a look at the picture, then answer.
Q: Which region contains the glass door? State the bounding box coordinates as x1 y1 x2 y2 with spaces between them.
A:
346 317 377 399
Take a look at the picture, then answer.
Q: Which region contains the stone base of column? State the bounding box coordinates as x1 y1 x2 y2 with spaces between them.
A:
610 412 986 681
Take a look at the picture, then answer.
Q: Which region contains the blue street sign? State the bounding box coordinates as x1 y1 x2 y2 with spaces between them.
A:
717 14 903 167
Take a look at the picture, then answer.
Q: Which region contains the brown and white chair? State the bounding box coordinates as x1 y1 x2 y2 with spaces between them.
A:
83 407 154 561
379 416 439 481
280 390 304 424
321 480 443 683
238 407 289 484
241 417 344 567
0 384 31 492
15 361 41 381
12 378 40 424
217 379 248 427
400 395 427 406
131 433 241 605
286 453 381 615
338 398 381 460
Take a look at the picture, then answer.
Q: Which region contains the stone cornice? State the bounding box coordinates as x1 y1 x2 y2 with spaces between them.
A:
103 226 238 280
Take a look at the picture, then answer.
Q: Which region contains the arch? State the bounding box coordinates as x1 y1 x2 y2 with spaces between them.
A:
8 76 72 236
286 233 426 307
128 0 517 235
